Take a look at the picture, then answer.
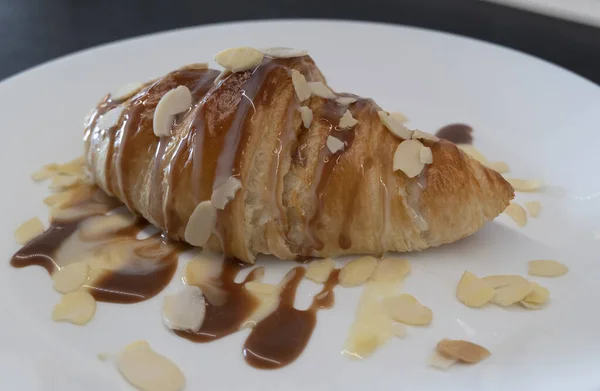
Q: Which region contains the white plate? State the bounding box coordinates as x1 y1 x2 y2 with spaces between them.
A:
1 20 600 391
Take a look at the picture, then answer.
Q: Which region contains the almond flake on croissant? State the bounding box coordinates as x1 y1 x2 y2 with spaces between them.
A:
84 49 514 263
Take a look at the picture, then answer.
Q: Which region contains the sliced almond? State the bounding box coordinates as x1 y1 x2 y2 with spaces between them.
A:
211 177 242 210
52 291 96 325
528 260 568 277
259 47 307 58
245 281 278 296
525 201 541 217
456 271 495 308
436 339 490 364
49 174 80 191
305 258 335 284
291 69 311 102
523 282 549 304
491 280 533 306
338 109 358 129
111 82 144 101
52 262 90 294
338 256 378 287
98 106 124 129
153 86 192 137
390 112 408 124
336 96 358 105
79 214 135 240
393 139 425 178
504 202 527 226
391 323 407 338
486 161 509 174
214 47 263 72
298 106 313 129
370 258 411 282
378 111 413 139
162 285 206 332
15 217 44 244
412 130 439 142
457 144 488 164
429 351 456 370
31 163 58 181
184 201 216 247
483 274 529 289
505 178 545 192
419 146 433 164
183 257 222 286
519 300 545 310
117 340 185 391
326 136 345 154
50 203 110 222
382 294 433 326
214 69 232 85
308 81 336 99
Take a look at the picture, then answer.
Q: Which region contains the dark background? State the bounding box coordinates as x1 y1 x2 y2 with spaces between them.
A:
2 0 600 84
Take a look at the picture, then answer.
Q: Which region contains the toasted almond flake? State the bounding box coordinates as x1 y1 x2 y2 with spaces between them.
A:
370 258 411 282
506 178 545 192
419 146 433 164
457 144 488 164
32 163 58 181
519 300 545 310
393 139 425 178
326 136 345 154
308 81 336 99
382 294 433 326
52 291 96 325
338 109 358 129
378 111 413 139
412 130 439 142
391 323 407 338
390 112 408 124
528 260 568 277
429 351 456 370
162 285 206 332
523 282 549 304
486 161 509 174
153 86 192 137
98 106 124 129
491 280 533 306
339 256 378 287
56 161 85 177
79 214 135 240
215 47 264 72
525 201 541 217
52 262 90 294
305 258 335 283
214 69 232 85
50 204 110 221
245 281 278 296
15 217 44 244
184 201 216 247
336 96 358 105
183 256 223 286
483 274 530 289
117 341 185 391
211 177 242 210
291 69 311 102
456 271 495 308
298 106 313 128
49 174 80 191
436 339 490 364
111 82 144 101
259 47 308 58
504 202 527 226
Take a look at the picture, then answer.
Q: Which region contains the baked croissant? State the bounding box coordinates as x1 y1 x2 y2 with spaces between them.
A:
84 48 513 263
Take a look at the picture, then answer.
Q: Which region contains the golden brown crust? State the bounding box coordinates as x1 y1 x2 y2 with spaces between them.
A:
84 57 513 263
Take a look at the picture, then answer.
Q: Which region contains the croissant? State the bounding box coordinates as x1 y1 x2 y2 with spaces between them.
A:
84 48 513 263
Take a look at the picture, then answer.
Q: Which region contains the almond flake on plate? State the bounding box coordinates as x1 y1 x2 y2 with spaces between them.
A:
523 282 549 304
370 258 411 282
298 106 313 128
245 281 279 296
111 82 144 101
528 259 568 277
486 161 509 174
79 213 135 239
504 202 527 226
525 201 541 217
393 139 425 178
15 217 44 244
117 340 185 391
505 178 545 192
308 81 336 99
31 163 58 181
259 47 308 58
52 291 97 325
52 262 90 294
305 258 335 283
436 339 490 364
412 130 439 142
184 201 216 246
382 294 433 326
291 69 311 102
429 351 456 370
338 109 358 129
336 96 358 105
326 136 345 154
519 300 545 310
456 271 495 308
419 145 433 164
214 47 264 72
211 176 242 210
491 279 532 306
391 323 407 338
162 285 206 332
483 274 529 289
457 144 488 164
49 174 80 191
338 256 378 287
153 86 192 137
378 111 413 139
